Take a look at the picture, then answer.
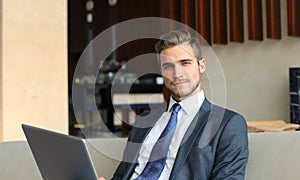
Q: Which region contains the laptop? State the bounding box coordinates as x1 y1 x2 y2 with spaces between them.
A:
22 124 98 180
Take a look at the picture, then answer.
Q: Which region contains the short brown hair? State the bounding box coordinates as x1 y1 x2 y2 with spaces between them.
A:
155 30 202 60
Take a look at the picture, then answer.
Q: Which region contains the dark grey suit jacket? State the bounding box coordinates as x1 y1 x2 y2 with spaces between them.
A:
112 99 249 180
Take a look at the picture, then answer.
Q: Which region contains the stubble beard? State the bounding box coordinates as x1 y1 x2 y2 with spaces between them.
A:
168 77 201 101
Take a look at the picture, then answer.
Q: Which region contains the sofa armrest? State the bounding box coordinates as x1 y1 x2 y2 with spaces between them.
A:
246 131 300 180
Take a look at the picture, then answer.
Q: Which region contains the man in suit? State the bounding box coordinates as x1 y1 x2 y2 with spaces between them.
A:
102 30 248 180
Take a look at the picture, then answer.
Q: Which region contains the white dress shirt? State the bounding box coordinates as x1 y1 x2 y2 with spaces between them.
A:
130 91 205 179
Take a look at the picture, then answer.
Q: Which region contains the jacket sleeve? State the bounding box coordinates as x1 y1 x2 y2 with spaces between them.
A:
211 114 249 180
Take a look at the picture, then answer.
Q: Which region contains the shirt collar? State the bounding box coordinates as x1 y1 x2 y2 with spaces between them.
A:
168 90 205 115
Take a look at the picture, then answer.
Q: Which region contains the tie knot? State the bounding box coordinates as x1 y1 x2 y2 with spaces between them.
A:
172 103 181 113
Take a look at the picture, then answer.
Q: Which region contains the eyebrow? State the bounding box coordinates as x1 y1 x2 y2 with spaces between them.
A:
161 59 196 68
162 59 195 64
179 59 194 62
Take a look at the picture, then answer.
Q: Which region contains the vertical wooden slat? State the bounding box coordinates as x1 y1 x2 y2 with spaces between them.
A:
195 0 212 44
229 0 244 42
287 0 300 37
160 0 178 20
159 0 181 31
266 0 281 39
248 0 263 40
181 0 196 29
213 0 228 44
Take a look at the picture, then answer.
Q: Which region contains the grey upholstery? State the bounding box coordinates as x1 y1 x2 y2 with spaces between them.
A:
245 131 300 180
0 141 42 180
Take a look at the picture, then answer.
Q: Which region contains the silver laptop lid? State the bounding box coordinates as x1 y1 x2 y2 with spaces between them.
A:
22 124 98 180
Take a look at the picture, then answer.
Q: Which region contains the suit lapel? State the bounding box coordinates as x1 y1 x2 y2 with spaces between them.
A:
170 99 212 179
122 127 152 180
123 105 166 179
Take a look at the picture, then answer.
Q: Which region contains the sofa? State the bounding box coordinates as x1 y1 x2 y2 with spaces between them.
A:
1 131 300 180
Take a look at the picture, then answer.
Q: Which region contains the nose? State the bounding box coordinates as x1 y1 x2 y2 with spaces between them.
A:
173 64 185 77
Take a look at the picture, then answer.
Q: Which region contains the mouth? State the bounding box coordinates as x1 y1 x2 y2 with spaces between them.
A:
172 80 189 86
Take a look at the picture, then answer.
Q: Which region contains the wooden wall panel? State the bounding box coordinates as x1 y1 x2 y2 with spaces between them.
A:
159 0 180 31
159 0 180 20
195 0 212 44
117 0 160 62
287 0 300 37
181 0 196 29
229 0 244 42
118 0 160 22
213 0 228 44
266 0 281 39
248 0 263 40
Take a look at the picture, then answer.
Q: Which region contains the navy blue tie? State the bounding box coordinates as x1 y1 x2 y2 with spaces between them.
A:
136 103 181 180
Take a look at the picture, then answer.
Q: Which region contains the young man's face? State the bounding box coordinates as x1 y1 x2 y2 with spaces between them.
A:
160 44 206 102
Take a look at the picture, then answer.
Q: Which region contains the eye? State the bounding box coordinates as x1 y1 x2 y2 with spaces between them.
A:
180 60 192 66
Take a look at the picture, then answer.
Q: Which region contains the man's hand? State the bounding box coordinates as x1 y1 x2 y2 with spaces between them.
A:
98 177 105 180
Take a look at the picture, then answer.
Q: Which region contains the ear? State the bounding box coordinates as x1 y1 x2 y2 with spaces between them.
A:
199 59 206 74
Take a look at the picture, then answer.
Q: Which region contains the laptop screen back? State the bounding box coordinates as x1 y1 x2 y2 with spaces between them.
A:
22 124 98 180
